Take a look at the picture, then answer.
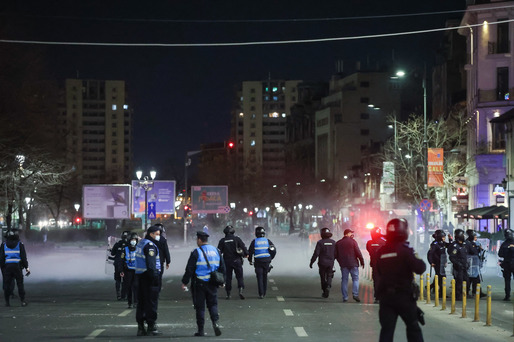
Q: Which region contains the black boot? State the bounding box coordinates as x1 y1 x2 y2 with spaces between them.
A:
194 326 205 337
137 322 146 336
225 291 231 299
147 323 162 336
239 288 245 300
212 321 222 336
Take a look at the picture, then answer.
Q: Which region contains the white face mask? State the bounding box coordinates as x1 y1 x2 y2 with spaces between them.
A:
154 235 161 242
130 240 137 246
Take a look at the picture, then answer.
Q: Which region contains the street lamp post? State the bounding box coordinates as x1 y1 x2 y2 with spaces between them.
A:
136 169 156 230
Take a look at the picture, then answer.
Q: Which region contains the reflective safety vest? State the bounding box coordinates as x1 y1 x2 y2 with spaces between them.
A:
196 245 220 282
4 242 21 264
254 237 270 259
124 246 137 270
135 239 161 274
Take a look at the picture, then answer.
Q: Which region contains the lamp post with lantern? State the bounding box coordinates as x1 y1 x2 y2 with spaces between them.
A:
136 169 156 230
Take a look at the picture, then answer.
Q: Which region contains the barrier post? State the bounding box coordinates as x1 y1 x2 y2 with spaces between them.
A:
486 285 492 326
434 275 439 307
473 284 480 322
420 274 424 301
450 279 456 314
462 281 467 318
426 274 431 304
441 277 446 310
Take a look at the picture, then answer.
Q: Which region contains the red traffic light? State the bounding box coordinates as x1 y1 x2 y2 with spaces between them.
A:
75 217 82 224
227 141 235 149
249 211 253 216
184 205 189 210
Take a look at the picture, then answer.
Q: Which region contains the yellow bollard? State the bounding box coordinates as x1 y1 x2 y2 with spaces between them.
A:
441 277 446 310
462 281 467 318
486 285 492 326
450 279 456 314
434 275 439 307
473 284 480 322
426 274 431 304
420 274 424 301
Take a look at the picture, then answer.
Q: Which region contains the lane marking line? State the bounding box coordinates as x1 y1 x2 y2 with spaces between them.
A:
294 327 308 337
118 309 132 317
283 309 294 316
272 286 279 291
85 329 105 340
269 279 275 283
166 279 174 284
277 296 285 302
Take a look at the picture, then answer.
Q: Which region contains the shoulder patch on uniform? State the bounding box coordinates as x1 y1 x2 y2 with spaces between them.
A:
149 249 155 257
452 249 457 254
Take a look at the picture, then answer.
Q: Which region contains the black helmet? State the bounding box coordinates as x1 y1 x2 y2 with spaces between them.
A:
129 232 139 241
466 229 477 240
504 229 514 240
255 226 266 238
320 227 332 239
223 225 235 235
121 230 130 240
385 218 408 242
432 229 446 242
6 230 18 239
454 229 465 242
370 227 382 240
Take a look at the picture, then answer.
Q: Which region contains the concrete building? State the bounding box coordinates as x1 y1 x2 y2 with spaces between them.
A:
458 1 512 230
60 79 133 186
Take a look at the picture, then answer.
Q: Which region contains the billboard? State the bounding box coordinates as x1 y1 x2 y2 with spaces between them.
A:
132 180 176 215
427 148 444 187
191 185 229 214
83 184 131 219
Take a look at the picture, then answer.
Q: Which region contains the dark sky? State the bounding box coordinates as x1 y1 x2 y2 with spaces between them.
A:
1 0 466 178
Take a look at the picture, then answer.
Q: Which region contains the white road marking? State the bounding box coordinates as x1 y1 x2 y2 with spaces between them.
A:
118 309 132 317
272 286 279 291
294 327 308 337
84 329 105 340
277 296 285 302
166 279 174 284
283 309 294 316
269 279 275 283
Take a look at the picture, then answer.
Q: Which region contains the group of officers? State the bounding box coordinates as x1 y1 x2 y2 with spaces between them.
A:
110 224 276 337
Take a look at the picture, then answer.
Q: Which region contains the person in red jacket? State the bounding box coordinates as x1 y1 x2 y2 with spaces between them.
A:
335 229 364 302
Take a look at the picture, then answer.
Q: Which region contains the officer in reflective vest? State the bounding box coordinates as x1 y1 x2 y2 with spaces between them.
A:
248 226 276 299
134 226 162 336
0 230 29 307
120 233 139 309
182 231 225 337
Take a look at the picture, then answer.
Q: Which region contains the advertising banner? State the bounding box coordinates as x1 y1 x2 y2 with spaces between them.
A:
132 180 176 215
83 184 131 219
191 185 229 214
427 148 444 187
382 161 395 195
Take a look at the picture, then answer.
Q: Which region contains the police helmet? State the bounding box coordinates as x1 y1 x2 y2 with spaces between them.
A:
320 227 332 239
385 218 409 242
121 230 130 240
6 230 18 239
466 229 477 240
255 226 266 238
223 225 235 235
370 227 382 240
432 229 446 242
504 229 514 240
454 229 465 242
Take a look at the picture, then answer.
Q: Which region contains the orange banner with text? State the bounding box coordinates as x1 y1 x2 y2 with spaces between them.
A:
427 148 444 187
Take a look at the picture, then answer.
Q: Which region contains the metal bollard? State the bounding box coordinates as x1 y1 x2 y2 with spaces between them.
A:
441 277 446 311
420 274 424 301
473 284 480 322
426 274 431 304
462 281 467 318
450 279 456 314
434 275 439 307
486 285 492 326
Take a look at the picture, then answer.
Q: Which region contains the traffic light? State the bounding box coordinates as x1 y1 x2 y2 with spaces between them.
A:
227 141 235 149
184 204 192 217
75 217 82 225
249 211 253 216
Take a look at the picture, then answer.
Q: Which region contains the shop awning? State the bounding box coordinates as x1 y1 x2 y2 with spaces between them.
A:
456 205 508 219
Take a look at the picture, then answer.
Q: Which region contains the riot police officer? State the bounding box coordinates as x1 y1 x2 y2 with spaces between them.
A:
181 231 225 337
366 226 386 303
376 218 426 342
449 229 468 300
427 229 449 297
248 227 276 299
135 226 162 336
119 233 139 308
466 229 486 298
498 229 514 301
0 230 29 307
111 230 130 300
217 225 248 300
310 227 336 298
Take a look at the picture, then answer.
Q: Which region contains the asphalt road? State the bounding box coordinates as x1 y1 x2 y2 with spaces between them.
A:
1 237 514 341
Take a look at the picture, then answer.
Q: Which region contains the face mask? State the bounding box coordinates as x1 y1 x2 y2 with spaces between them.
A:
130 240 137 246
154 235 161 242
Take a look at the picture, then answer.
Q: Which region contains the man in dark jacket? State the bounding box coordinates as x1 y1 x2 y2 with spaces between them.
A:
366 226 386 303
449 229 468 300
310 227 336 298
0 230 29 307
217 225 248 300
111 230 130 300
335 228 365 302
154 223 171 292
498 229 514 301
427 229 449 297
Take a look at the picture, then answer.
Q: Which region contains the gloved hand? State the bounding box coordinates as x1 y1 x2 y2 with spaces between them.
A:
309 263 313 269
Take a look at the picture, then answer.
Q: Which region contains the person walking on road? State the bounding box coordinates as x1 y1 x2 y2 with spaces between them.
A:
310 227 336 298
217 225 248 300
248 226 276 299
154 223 171 292
449 229 469 301
181 231 225 337
335 228 364 302
0 230 29 307
427 229 450 298
119 233 139 309
465 229 486 298
134 226 162 336
376 218 426 342
111 230 130 300
499 229 514 301
366 226 386 303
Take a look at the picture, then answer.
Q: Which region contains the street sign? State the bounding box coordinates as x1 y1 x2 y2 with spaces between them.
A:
148 201 156 219
419 199 432 212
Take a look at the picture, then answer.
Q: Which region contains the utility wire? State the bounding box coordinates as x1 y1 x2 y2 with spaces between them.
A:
0 19 511 48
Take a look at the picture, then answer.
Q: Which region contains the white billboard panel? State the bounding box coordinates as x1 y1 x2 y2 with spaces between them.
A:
83 184 131 219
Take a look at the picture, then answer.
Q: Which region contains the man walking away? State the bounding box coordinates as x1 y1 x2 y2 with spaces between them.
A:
335 228 364 302
310 227 336 298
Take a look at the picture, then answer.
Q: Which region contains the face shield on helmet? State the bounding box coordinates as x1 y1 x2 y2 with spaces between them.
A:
320 227 332 239
223 225 235 235
385 218 408 242
504 229 514 240
432 229 446 242
121 231 130 240
370 227 382 240
454 229 465 242
255 226 266 238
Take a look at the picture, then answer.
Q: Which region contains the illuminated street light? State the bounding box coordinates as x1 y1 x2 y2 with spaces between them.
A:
136 169 157 229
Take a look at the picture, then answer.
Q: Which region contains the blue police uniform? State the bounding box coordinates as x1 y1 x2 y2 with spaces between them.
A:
1 234 29 306
249 237 276 298
121 246 137 308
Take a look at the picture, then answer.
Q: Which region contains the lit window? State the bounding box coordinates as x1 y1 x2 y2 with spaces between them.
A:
112 104 117 110
240 96 244 101
252 114 256 119
251 140 256 146
273 96 278 101
264 96 269 101
270 112 279 118
265 87 269 92
272 87 278 92
281 113 286 118
239 112 244 117
123 104 128 110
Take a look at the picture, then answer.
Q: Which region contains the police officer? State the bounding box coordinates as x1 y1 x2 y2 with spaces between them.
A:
465 229 486 298
498 229 514 301
181 231 225 337
217 225 248 300
376 218 426 342
153 223 171 292
310 227 336 298
111 230 130 300
119 233 139 308
449 228 469 300
135 226 162 336
0 230 29 307
366 226 386 303
427 229 449 297
248 226 276 299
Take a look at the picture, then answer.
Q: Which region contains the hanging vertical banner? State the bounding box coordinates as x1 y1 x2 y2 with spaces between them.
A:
427 148 444 187
382 161 395 195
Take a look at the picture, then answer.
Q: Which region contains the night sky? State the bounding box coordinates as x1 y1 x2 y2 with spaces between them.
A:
1 0 466 179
